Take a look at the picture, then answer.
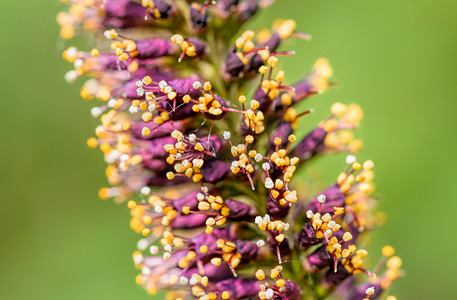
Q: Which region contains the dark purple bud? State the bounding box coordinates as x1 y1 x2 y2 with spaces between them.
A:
308 184 346 214
201 160 230 183
130 121 185 140
258 33 281 52
216 278 259 299
324 262 351 286
167 77 201 99
136 38 177 59
306 246 333 271
184 263 233 281
139 136 175 158
143 158 167 172
150 0 173 19
146 172 188 186
283 280 303 300
224 52 245 78
190 6 208 30
296 222 321 249
104 0 148 28
291 127 327 161
200 135 223 154
292 78 315 102
188 38 207 58
173 191 199 211
346 282 382 300
171 213 207 229
266 195 290 219
235 241 258 260
225 199 255 220
237 0 259 22
269 238 291 260
252 86 271 111
218 0 240 12
270 122 293 151
245 53 264 76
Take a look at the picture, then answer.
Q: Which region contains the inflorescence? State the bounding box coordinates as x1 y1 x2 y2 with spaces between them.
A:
59 0 402 299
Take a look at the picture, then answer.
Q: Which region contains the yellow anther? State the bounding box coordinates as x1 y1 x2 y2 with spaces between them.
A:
250 99 260 110
274 137 282 145
331 102 348 117
275 234 285 243
91 48 99 57
86 137 98 148
255 269 265 280
194 143 204 152
276 70 285 82
288 134 296 143
166 172 175 180
210 257 221 266
239 95 246 103
343 232 353 242
382 245 395 257
203 81 212 91
182 206 190 214
276 279 286 287
127 200 136 209
142 228 150 236
221 291 230 299
245 135 254 144
267 56 278 67
363 160 374 170
119 53 129 61
352 162 362 170
258 65 268 74
141 127 151 136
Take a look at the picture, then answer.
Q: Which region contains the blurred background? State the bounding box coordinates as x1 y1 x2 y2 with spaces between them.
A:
1 0 456 299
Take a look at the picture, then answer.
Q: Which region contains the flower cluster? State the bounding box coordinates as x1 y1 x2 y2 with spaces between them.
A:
59 0 402 299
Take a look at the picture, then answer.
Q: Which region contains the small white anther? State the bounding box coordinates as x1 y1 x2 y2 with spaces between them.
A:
366 287 375 295
255 153 263 162
164 244 172 252
154 206 163 213
158 81 166 90
223 131 231 140
262 162 270 171
192 81 202 89
64 70 78 83
346 155 357 164
103 30 112 39
255 216 262 224
90 107 102 118
317 194 326 203
256 240 265 247
140 186 151 195
197 193 205 201
129 105 139 114
149 245 159 254
74 59 84 68
148 103 156 111
120 154 129 162
137 239 149 251
135 80 143 88
189 134 197 142
179 276 189 285
108 98 117 108
306 210 314 218
133 253 144 264
189 277 198 285
264 178 274 189
136 87 145 97
141 267 151 276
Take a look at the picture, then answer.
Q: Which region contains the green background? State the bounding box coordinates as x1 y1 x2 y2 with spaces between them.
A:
1 0 456 299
